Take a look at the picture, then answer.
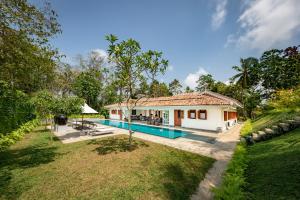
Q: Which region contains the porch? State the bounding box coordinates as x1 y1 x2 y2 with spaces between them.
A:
128 109 170 126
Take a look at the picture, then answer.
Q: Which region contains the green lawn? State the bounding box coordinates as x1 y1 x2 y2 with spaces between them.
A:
245 128 300 200
251 110 299 132
0 128 214 200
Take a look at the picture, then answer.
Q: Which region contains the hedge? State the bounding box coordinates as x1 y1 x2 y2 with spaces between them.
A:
213 143 248 200
0 81 35 134
0 119 40 151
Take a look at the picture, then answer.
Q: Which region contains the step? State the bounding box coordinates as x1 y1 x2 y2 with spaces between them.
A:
258 131 267 140
278 123 290 132
265 128 275 138
285 120 298 129
252 133 259 142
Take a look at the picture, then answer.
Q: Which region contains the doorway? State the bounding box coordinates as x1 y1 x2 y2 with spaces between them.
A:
174 110 183 126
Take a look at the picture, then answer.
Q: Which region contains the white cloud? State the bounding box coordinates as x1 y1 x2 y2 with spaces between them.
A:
211 0 228 30
60 54 76 66
224 80 231 85
184 67 208 89
91 49 109 63
228 0 300 50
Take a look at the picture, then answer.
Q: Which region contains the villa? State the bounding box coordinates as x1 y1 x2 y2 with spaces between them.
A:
105 91 242 132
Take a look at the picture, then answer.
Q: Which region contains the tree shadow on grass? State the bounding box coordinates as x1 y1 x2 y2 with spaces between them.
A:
88 137 149 155
0 143 61 199
160 163 202 200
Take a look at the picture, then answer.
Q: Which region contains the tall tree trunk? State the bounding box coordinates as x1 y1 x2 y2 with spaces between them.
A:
128 110 133 147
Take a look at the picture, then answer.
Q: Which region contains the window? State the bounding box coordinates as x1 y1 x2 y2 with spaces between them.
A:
198 110 207 120
111 110 117 114
118 110 122 115
188 110 196 119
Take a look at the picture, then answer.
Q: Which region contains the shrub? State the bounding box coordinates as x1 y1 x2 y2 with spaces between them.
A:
0 81 35 134
240 119 253 136
0 119 40 151
269 85 300 111
213 143 248 200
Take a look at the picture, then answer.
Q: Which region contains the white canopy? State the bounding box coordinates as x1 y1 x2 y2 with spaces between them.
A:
81 103 98 114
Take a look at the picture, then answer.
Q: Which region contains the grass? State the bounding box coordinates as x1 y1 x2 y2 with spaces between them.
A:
241 109 299 136
251 110 299 132
0 128 214 200
245 128 300 200
213 143 248 200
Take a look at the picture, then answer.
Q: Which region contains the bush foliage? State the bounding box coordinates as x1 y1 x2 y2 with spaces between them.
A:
0 81 34 135
269 85 300 111
0 119 39 151
240 119 253 136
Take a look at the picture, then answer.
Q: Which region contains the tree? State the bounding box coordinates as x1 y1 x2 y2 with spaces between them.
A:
259 46 300 94
32 90 84 129
169 79 182 95
138 50 168 82
54 63 78 96
196 74 215 92
0 0 61 93
72 71 102 108
51 96 84 117
150 81 170 97
185 86 194 93
106 34 168 146
231 57 260 89
31 90 55 129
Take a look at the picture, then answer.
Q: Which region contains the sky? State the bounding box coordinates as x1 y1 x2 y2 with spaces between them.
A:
33 0 300 89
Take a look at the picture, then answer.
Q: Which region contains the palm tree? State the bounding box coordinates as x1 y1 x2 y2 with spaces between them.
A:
231 57 258 89
231 57 259 118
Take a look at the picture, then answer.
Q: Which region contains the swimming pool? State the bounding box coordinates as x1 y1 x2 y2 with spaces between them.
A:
97 120 216 143
98 119 187 139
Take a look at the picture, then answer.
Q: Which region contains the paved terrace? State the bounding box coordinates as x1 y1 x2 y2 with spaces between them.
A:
53 120 241 200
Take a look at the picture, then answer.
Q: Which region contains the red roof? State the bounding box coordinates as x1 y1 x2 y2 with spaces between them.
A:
105 91 242 108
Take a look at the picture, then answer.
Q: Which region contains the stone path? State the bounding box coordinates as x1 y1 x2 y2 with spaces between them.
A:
190 124 242 200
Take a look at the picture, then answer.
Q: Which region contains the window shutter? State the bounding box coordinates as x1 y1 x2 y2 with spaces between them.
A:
181 111 184 119
224 111 228 121
188 110 190 118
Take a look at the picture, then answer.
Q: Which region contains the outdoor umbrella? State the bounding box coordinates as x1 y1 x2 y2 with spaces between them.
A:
81 103 98 129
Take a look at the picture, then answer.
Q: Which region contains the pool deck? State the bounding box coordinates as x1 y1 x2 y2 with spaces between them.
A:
52 119 241 200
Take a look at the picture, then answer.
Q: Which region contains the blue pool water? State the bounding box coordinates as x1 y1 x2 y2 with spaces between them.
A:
97 120 216 143
98 120 187 139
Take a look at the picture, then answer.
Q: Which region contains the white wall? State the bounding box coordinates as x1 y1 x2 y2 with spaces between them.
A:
168 108 175 126
180 106 225 131
110 113 120 120
108 105 237 132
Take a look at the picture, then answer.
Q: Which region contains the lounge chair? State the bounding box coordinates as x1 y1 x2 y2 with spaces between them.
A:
70 120 82 128
89 127 115 136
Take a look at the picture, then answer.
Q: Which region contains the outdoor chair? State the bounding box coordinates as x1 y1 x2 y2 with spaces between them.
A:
89 127 115 136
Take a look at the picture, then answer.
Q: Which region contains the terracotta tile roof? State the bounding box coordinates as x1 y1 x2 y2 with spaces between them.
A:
105 91 243 108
